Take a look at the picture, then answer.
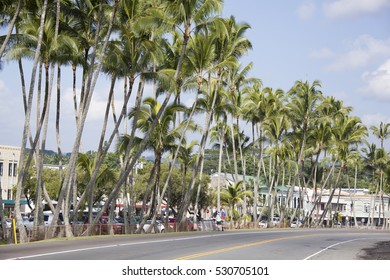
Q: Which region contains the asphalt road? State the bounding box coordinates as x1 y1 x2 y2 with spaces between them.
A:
1 228 389 260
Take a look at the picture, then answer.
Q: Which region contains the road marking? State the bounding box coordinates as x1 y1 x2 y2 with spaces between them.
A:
7 230 385 260
6 231 268 260
176 235 309 260
303 238 367 260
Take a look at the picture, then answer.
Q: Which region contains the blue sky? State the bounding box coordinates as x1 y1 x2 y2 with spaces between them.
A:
0 0 390 152
223 0 390 143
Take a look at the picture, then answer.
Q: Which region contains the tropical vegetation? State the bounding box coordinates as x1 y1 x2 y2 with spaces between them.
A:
1 0 390 243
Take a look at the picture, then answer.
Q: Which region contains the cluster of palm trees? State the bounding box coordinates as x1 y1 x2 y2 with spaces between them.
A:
1 1 389 243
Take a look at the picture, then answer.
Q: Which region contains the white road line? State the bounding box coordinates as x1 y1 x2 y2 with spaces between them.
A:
303 238 366 260
7 229 345 260
7 231 266 260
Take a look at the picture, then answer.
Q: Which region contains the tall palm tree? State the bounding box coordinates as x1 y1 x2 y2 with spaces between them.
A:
370 122 390 150
287 80 323 213
50 0 120 238
128 97 187 232
164 0 223 81
370 121 390 228
319 115 367 225
176 14 253 227
12 0 50 244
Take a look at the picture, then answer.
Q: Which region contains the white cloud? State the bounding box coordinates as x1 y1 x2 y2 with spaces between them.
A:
323 0 390 19
309 47 335 59
362 113 390 127
297 2 316 20
0 79 14 114
62 86 122 122
360 59 390 101
0 79 8 96
326 35 390 71
0 80 11 121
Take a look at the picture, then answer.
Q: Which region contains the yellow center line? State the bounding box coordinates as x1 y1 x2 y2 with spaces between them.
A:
175 231 386 260
176 234 310 260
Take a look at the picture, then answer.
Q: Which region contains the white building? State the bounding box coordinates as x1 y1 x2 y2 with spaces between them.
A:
209 173 390 226
0 145 28 213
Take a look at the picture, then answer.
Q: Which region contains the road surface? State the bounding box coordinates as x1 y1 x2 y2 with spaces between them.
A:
1 228 389 260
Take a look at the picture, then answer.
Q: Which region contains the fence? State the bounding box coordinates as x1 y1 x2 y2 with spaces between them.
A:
1 219 225 243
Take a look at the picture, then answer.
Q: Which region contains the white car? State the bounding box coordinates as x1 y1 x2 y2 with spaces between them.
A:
4 218 12 228
259 219 268 228
138 220 165 233
291 220 303 228
24 212 63 228
259 217 280 228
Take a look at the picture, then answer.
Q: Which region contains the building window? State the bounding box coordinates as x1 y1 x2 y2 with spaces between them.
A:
0 161 3 176
7 189 11 200
13 162 17 177
9 162 12 176
364 203 370 213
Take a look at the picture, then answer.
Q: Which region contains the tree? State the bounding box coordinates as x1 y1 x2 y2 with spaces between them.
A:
287 80 323 214
0 0 23 60
129 97 188 232
370 121 390 228
319 115 367 226
220 180 252 224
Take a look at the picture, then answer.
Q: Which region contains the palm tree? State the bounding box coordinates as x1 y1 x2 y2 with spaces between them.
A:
261 105 291 225
370 121 390 228
12 0 50 244
128 97 187 232
176 14 253 227
319 115 367 226
287 80 323 214
163 0 223 81
226 63 254 216
370 122 390 150
77 153 117 214
50 0 121 238
0 0 23 60
220 180 252 226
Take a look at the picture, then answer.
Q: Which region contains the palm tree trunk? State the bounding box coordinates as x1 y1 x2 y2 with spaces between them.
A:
14 0 49 243
217 132 224 211
319 163 343 226
49 0 120 238
151 82 203 231
177 88 219 227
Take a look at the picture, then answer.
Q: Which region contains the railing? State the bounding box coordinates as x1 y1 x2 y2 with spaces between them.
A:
4 220 387 244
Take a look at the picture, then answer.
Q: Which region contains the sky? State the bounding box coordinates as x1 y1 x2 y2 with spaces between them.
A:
0 0 390 153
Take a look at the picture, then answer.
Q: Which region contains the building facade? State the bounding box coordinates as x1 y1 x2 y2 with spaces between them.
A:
210 173 390 227
0 145 21 202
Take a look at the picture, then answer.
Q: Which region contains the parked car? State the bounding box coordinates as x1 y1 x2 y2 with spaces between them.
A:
98 216 124 234
167 217 195 231
259 217 280 228
271 217 280 227
0 218 12 228
24 212 58 228
290 219 303 228
138 219 165 233
259 219 268 228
